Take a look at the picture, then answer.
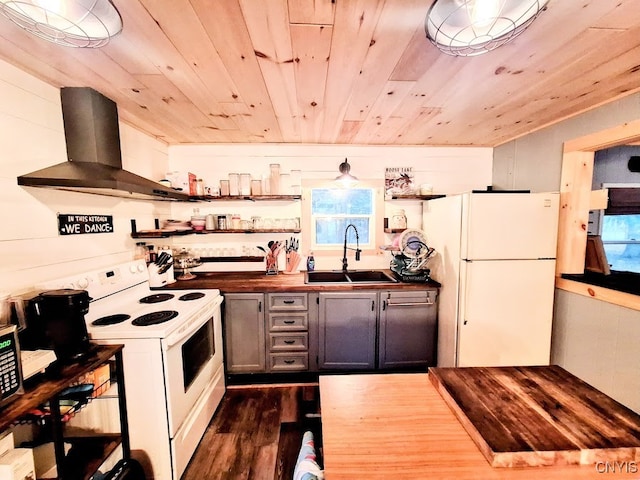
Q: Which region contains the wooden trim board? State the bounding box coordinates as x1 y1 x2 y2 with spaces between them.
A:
429 366 640 468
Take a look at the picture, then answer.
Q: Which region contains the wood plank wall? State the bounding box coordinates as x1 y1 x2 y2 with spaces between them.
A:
0 59 171 293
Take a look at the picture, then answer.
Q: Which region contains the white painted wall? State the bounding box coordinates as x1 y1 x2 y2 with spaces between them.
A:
0 59 171 293
168 144 493 271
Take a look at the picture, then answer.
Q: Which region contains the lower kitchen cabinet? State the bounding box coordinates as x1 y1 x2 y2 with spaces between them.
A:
223 293 266 373
379 290 438 369
318 292 378 370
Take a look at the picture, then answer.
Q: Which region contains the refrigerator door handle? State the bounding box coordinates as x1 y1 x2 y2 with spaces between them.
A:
459 260 469 326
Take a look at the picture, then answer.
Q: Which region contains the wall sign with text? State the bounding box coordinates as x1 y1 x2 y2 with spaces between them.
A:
58 214 114 235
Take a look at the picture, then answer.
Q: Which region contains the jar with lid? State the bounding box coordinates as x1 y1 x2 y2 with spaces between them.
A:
390 209 407 230
195 178 205 196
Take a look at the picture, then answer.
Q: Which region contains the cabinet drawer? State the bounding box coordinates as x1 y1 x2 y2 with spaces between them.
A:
268 312 308 331
269 353 309 372
269 333 308 352
267 293 308 311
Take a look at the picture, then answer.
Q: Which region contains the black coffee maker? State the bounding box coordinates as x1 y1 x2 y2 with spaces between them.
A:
32 289 93 362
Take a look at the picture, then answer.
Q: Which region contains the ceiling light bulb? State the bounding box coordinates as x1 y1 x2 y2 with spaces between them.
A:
34 0 62 14
471 0 502 26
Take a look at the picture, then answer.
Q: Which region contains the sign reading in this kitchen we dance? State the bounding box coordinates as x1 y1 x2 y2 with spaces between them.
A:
58 213 114 235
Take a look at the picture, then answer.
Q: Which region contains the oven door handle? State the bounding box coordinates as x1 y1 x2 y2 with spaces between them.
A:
164 296 223 348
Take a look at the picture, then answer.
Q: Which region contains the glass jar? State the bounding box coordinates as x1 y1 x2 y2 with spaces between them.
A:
220 180 230 196
196 178 205 196
239 173 251 195
251 179 262 195
269 164 280 195
228 173 240 196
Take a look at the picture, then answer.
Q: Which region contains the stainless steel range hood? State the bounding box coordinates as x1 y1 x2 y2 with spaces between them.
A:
18 87 189 201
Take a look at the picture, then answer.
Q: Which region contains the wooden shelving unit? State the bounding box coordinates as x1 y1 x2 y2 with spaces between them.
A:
0 345 129 480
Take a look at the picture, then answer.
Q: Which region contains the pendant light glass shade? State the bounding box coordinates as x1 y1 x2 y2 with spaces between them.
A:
335 158 358 188
0 0 122 48
425 0 548 57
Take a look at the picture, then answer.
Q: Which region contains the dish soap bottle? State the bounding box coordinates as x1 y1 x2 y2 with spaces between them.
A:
306 251 315 272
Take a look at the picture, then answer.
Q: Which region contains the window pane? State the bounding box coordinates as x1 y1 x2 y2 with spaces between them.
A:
315 218 370 245
311 189 373 215
601 214 640 273
601 215 640 241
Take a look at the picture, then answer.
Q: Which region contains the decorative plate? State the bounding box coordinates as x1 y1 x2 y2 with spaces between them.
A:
399 229 428 257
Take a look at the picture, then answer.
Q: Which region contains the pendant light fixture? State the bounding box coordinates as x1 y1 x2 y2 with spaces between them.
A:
425 0 548 57
335 158 358 188
0 0 123 48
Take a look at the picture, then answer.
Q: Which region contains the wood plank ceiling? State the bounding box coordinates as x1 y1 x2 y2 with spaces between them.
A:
0 0 638 147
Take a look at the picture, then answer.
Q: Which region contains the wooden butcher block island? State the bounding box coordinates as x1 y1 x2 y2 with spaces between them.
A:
429 365 640 468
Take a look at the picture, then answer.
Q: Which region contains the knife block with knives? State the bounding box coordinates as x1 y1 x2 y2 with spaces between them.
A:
148 250 176 287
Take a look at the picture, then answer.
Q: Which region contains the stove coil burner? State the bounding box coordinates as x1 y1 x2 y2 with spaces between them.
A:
139 293 175 304
92 314 131 326
132 310 179 326
179 292 205 301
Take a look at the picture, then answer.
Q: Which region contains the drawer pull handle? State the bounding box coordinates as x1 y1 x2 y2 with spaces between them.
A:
283 320 295 324
284 340 295 344
284 359 295 364
386 301 434 307
283 299 295 304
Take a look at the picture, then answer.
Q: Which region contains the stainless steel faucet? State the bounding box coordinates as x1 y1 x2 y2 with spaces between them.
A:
342 223 361 272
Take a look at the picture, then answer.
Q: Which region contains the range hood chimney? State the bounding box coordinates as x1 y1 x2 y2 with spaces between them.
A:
18 87 188 201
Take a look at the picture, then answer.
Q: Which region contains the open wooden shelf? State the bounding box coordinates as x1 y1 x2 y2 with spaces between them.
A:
188 194 301 202
387 194 445 200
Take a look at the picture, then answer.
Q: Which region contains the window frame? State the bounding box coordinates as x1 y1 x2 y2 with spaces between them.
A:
301 179 384 260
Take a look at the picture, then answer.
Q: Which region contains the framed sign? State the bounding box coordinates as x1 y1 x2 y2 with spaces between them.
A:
58 214 114 235
385 166 415 197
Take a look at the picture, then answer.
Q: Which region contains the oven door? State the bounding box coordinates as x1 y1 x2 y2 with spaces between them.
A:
162 295 224 436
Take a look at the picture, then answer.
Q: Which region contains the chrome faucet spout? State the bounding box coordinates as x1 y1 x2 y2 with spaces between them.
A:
342 223 361 272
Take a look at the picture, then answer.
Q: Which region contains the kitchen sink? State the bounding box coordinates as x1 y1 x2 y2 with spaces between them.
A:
305 270 398 284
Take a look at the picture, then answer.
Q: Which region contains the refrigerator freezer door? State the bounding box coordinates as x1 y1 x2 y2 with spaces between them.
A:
457 259 556 367
461 192 560 260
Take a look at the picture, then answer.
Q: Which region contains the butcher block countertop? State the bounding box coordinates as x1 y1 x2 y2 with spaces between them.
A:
320 372 640 479
160 270 440 293
429 365 640 468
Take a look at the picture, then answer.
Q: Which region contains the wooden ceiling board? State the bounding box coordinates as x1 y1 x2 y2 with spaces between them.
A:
288 0 336 25
0 0 637 146
240 0 302 142
136 0 241 104
342 0 431 123
291 23 333 142
318 0 386 143
352 80 416 144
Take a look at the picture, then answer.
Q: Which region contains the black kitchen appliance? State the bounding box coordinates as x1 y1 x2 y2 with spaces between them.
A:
0 325 24 407
32 289 92 362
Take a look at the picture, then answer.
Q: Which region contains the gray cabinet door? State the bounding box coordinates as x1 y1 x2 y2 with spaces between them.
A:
378 290 438 369
224 293 266 373
318 292 377 370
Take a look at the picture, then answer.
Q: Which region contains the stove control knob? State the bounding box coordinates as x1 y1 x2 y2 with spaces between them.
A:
77 277 90 289
137 264 145 273
129 264 138 274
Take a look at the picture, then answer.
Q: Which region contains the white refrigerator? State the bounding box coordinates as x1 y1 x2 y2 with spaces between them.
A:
422 192 560 367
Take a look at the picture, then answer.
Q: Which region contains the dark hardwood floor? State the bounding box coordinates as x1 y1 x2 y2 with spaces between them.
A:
182 384 321 480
